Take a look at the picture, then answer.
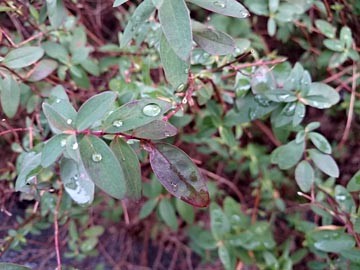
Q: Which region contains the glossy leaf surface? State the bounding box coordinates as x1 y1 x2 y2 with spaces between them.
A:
149 143 209 207
131 120 177 140
187 0 250 18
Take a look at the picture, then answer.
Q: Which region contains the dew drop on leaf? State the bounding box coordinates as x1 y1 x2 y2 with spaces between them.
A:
72 143 78 150
60 139 67 147
112 120 123 127
55 99 61 103
142 103 161 117
92 153 103 162
213 1 226 8
66 119 73 124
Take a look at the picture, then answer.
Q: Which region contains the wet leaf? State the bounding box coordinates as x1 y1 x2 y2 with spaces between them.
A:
149 143 209 207
42 102 75 133
60 158 95 205
102 98 171 133
41 134 68 167
79 135 126 199
110 137 142 199
76 91 117 131
15 152 42 192
159 0 192 60
188 0 249 19
131 120 177 140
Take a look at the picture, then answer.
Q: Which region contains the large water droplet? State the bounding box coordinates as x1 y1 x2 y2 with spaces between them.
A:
55 99 61 103
72 143 78 150
60 139 67 147
142 103 161 117
278 94 290 101
92 153 102 162
112 120 123 127
213 0 226 8
284 103 297 116
336 194 346 201
67 119 73 125
254 95 271 107
177 83 185 91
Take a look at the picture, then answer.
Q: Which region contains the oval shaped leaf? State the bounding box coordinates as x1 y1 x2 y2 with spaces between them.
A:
41 134 68 167
113 0 130 7
110 137 142 199
304 83 340 109
271 140 304 170
308 149 339 178
0 263 31 270
131 120 177 140
79 135 126 199
3 46 44 69
309 132 332 154
193 26 235 55
28 59 58 82
120 0 155 48
15 152 42 191
149 142 210 207
60 158 95 205
76 91 117 131
102 98 172 133
295 160 314 192
159 198 178 230
347 170 360 192
0 75 20 118
159 0 192 60
159 34 189 88
42 102 75 133
187 0 250 19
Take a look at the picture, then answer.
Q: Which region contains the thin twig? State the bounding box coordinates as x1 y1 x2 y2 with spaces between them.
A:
339 63 358 149
254 120 281 147
54 185 63 270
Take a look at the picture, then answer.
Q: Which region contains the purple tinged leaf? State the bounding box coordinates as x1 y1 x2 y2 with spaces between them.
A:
131 120 177 140
149 143 209 207
28 59 58 82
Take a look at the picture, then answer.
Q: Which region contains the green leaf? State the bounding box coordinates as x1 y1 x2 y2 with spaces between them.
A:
347 170 360 192
159 34 189 89
329 52 348 69
83 226 105 238
113 0 129 7
175 199 195 224
308 149 339 178
139 198 158 219
312 230 355 253
210 203 230 240
79 135 126 199
159 0 192 60
110 137 142 199
152 0 164 8
269 0 279 13
324 39 345 52
15 152 42 191
295 160 314 192
0 75 20 118
192 22 235 55
159 198 178 230
305 122 320 132
0 263 31 270
64 134 81 162
42 102 75 133
41 134 68 167
303 82 340 109
60 158 95 205
46 0 67 28
218 245 233 270
102 98 171 133
149 143 210 207
80 237 98 252
335 185 355 213
28 59 58 82
271 140 304 170
42 41 70 64
340 248 360 264
3 46 44 69
76 91 116 131
187 0 249 19
120 0 155 48
315 19 336 38
340 26 353 48
131 120 177 140
267 17 276 37
308 132 332 154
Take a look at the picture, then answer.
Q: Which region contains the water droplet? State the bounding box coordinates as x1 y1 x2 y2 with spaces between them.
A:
240 11 249 17
60 139 67 147
66 119 72 125
284 103 297 116
213 0 226 8
248 108 258 120
164 132 171 137
184 68 189 74
112 120 123 127
336 195 346 201
55 99 61 103
170 182 178 192
142 103 161 117
92 153 102 162
297 110 305 118
278 94 290 101
182 97 188 104
254 95 271 107
177 83 185 91
72 143 78 150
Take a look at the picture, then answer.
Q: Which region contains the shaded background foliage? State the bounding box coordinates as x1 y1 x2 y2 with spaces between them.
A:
0 0 360 269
